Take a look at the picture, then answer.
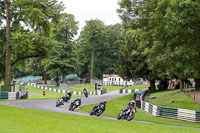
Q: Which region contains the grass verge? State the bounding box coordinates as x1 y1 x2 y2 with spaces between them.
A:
16 85 82 100
0 104 199 133
51 84 123 92
125 85 149 90
146 90 200 111
80 95 200 128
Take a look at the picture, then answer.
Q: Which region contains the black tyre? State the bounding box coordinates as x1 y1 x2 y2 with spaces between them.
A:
127 114 134 121
90 110 95 115
71 106 76 111
69 104 72 111
96 110 103 117
56 100 61 107
117 113 122 120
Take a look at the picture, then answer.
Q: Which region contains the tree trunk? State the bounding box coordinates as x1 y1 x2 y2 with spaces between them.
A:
149 80 156 92
62 71 66 84
43 72 47 84
195 78 200 90
56 72 59 86
5 0 11 85
158 79 168 91
90 50 95 83
180 79 184 91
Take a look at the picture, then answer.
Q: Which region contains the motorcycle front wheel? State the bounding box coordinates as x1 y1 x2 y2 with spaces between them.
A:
117 113 122 120
127 113 134 121
96 110 103 117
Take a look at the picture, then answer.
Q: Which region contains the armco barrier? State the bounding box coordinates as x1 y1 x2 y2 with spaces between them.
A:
141 101 159 116
159 106 200 123
27 83 104 95
0 92 19 100
159 107 178 119
140 101 200 123
119 88 148 94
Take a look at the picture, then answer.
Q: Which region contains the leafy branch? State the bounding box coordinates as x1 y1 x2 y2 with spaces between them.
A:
11 54 40 65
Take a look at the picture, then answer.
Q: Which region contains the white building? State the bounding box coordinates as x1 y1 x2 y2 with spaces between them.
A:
102 74 132 86
103 74 147 86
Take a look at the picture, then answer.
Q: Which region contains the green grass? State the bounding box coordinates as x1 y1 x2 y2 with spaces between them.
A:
0 104 199 133
146 90 200 111
51 84 123 92
125 85 149 90
69 84 95 91
16 85 82 100
104 85 124 91
80 95 200 128
0 80 4 85
150 89 180 97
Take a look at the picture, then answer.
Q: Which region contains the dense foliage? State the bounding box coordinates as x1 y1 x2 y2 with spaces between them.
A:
117 0 200 90
75 20 124 79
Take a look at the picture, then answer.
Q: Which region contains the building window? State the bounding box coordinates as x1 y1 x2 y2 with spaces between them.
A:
119 78 120 81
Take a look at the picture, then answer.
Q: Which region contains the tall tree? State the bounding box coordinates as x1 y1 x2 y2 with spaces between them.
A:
41 13 78 86
0 0 65 85
75 19 107 81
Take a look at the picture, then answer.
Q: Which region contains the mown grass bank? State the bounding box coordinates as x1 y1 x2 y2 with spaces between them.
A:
0 104 199 133
146 89 200 111
125 85 149 90
50 84 123 92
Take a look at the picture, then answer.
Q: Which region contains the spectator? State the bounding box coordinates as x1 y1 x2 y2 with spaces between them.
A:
43 91 46 96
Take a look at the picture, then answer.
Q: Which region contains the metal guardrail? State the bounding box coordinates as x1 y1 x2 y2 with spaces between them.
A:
119 88 148 94
141 101 200 123
141 101 159 117
0 92 19 100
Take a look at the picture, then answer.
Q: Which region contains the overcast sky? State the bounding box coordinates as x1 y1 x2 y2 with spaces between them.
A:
58 0 121 35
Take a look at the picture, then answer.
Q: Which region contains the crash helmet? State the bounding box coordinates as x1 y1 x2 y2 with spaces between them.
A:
131 99 135 105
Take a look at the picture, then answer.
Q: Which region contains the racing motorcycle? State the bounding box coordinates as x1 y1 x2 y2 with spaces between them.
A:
56 93 72 107
117 106 136 121
90 102 106 116
83 89 88 98
69 98 81 111
63 93 71 102
56 97 64 107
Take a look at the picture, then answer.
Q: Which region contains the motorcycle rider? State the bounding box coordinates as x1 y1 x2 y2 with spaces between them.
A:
123 99 136 113
66 91 72 98
63 91 72 102
83 88 88 97
69 97 82 111
73 97 82 107
98 100 106 111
